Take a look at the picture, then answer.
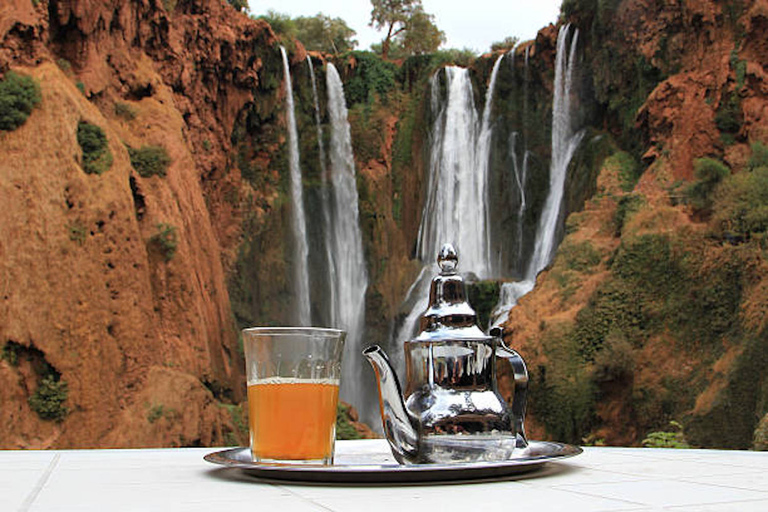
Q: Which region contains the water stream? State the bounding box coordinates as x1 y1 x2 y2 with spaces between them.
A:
491 24 584 325
325 63 370 420
280 46 311 326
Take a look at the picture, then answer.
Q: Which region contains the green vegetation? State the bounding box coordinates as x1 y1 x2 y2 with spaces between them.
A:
129 145 171 178
684 158 730 214
77 121 113 175
491 36 519 52
149 223 179 262
257 11 355 54
0 71 42 131
1 342 21 366
370 0 444 59
343 51 398 106
147 404 165 423
28 375 69 422
219 403 248 445
336 403 363 440
559 239 602 273
114 102 137 121
67 221 87 245
642 421 690 448
613 193 644 237
466 280 501 329
226 0 248 12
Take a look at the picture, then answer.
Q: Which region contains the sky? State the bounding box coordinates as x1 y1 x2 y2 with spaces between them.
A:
247 0 563 54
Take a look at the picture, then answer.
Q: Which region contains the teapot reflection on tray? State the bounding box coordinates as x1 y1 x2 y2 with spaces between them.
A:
364 243 529 464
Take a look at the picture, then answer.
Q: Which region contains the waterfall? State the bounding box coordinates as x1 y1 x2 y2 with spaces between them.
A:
280 46 311 326
325 63 369 418
397 60 503 346
491 24 584 325
510 132 529 272
477 54 505 277
307 56 337 326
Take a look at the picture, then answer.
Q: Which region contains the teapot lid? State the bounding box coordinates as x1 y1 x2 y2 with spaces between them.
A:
413 243 491 342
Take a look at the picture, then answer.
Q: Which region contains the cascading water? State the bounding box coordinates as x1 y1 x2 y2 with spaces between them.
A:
280 46 311 326
491 24 584 325
396 60 504 348
307 56 337 325
325 63 369 419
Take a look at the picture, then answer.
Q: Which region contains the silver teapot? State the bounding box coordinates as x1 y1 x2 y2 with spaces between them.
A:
364 244 529 464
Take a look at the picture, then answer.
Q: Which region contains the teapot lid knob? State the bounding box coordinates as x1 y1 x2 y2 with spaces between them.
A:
414 243 490 341
437 243 458 274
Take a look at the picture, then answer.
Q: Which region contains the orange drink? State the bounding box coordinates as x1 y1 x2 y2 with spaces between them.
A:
248 378 339 462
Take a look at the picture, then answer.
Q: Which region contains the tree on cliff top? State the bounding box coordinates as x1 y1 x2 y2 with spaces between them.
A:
258 11 357 54
370 0 443 59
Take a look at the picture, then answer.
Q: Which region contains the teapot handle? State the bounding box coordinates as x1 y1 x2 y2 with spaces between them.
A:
492 326 529 449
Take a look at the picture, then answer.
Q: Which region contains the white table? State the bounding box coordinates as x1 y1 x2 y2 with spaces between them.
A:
3 439 768 511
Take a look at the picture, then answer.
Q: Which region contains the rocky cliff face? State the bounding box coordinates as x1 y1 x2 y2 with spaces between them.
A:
500 0 768 449
0 0 279 448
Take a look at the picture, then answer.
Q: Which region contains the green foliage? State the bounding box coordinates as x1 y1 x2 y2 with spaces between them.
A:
642 421 690 448
559 239 602 273
129 145 171 178
114 102 137 121
28 375 69 422
387 6 445 58
1 342 21 366
219 403 248 445
226 0 248 12
336 403 363 440
491 36 519 52
68 221 87 245
202 139 211 151
607 151 641 192
713 165 768 238
754 414 768 451
56 58 72 74
685 158 730 214
147 404 165 423
613 193 644 237
0 71 42 131
747 141 768 171
529 322 597 444
466 280 501 329
75 81 85 95
77 121 113 175
343 51 398 106
293 14 357 54
429 48 477 68
370 0 420 59
715 92 741 145
149 223 179 262
258 10 297 39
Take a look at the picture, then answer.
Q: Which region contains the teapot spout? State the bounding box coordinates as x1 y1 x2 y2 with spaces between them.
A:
363 345 419 464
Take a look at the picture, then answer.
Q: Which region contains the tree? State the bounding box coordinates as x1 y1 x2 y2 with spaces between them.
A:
396 6 444 57
491 36 519 52
227 0 249 13
369 0 419 60
294 14 357 54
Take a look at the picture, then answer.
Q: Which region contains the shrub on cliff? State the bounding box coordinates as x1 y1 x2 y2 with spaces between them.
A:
28 375 69 422
149 223 179 262
684 158 730 215
342 51 397 106
129 145 171 177
0 71 42 131
77 121 113 175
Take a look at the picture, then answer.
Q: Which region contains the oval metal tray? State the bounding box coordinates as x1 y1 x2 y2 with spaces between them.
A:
204 439 582 484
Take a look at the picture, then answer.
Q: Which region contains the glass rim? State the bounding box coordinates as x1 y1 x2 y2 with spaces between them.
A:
242 326 345 338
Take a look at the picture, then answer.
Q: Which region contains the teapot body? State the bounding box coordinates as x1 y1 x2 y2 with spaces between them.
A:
401 338 517 463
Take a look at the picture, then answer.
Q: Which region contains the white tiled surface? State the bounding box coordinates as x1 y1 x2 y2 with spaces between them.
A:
2 440 768 512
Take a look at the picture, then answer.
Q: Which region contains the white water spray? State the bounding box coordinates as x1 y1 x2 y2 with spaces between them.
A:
280 46 311 326
325 63 369 415
491 25 584 325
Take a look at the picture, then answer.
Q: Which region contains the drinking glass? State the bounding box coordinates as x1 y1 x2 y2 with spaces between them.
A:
243 327 346 465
